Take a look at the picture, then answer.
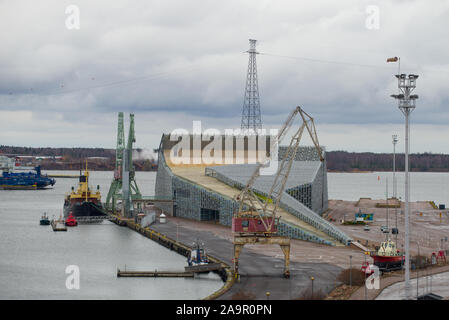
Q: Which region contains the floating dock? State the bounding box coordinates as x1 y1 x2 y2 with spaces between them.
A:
47 174 79 178
117 269 194 278
51 219 67 231
185 262 223 273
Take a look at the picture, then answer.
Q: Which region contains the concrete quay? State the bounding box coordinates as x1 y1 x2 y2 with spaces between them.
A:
150 217 343 300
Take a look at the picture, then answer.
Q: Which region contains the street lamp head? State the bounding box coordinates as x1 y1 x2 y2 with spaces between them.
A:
410 94 419 100
391 94 405 99
392 135 398 144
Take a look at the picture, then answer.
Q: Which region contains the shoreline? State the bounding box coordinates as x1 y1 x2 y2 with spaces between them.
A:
39 168 449 173
108 214 235 300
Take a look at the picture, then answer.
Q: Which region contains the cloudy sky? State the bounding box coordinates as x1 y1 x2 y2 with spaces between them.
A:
1 0 449 156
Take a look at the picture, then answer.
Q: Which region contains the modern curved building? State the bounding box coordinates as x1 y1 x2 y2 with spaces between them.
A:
155 134 351 246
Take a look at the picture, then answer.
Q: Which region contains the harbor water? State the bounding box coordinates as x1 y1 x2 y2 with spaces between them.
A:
0 171 222 300
328 171 449 205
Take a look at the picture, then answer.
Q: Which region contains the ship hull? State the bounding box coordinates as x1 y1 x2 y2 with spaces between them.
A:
0 184 37 190
371 255 404 271
64 201 106 218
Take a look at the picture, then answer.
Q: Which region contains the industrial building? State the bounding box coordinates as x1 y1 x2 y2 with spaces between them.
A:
155 134 351 246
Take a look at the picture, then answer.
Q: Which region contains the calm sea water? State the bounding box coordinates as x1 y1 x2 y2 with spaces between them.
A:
328 172 449 205
0 171 222 300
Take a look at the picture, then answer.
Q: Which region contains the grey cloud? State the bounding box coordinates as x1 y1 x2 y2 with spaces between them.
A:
0 0 448 151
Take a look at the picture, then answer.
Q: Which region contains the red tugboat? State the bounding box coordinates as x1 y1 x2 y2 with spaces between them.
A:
65 212 78 227
370 239 404 271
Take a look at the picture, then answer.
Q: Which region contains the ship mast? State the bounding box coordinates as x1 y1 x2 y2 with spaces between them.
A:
85 159 88 202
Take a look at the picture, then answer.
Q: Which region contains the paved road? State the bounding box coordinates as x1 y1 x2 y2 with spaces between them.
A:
151 220 342 300
349 264 449 300
376 270 449 300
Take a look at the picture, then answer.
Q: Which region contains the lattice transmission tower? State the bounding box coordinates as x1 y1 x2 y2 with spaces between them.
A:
241 39 262 131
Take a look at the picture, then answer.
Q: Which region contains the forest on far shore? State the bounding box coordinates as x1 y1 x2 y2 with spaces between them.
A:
1 146 449 172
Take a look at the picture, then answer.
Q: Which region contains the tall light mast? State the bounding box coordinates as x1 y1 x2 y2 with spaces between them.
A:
391 73 419 300
392 134 398 199
241 39 262 131
392 134 399 246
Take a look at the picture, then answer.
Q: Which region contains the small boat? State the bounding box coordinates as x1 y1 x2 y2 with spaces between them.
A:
185 240 221 274
65 213 78 227
51 215 67 231
187 240 209 266
40 212 50 225
370 239 404 271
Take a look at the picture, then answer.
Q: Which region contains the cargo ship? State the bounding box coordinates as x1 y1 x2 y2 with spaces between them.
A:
63 166 106 218
0 166 56 190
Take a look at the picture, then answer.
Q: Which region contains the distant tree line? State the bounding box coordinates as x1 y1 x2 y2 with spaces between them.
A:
0 146 157 171
326 151 449 172
0 146 115 159
2 146 449 172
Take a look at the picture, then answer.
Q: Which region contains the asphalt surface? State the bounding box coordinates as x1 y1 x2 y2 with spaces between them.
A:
151 220 342 300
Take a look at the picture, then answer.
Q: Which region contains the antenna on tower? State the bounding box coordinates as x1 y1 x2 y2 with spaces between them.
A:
241 39 262 132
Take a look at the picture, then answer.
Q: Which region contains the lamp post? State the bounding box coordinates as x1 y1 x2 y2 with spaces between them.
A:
393 135 399 246
391 72 419 300
310 276 315 299
364 252 368 300
392 134 398 199
416 240 420 300
349 255 353 287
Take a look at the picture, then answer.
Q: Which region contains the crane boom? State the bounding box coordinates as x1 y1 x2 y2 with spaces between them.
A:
232 106 325 279
234 106 324 234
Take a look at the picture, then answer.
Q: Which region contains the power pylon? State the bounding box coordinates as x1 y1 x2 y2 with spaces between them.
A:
241 39 262 131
